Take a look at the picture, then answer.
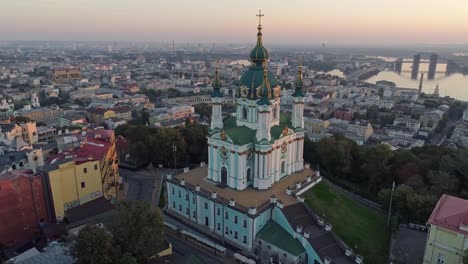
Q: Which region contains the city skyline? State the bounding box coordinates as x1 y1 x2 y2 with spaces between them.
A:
2 0 468 45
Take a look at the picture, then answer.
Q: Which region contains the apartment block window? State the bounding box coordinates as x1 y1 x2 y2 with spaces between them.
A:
234 231 238 239
204 202 208 210
225 227 229 235
258 240 262 245
192 197 196 204
217 208 221 216
94 164 98 170
185 194 189 201
172 202 175 208
80 182 85 188
243 220 247 228
186 207 189 215
217 223 221 231
172 188 175 195
234 216 238 224
225 211 229 220
178 205 182 212
243 235 247 244
283 253 287 258
192 211 196 219
178 191 181 198
83 168 87 173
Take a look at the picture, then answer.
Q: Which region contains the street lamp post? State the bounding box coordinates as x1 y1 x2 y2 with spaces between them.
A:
172 145 177 170
387 181 396 227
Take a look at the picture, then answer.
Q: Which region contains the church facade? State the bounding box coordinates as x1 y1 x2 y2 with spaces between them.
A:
206 17 305 191
165 13 356 264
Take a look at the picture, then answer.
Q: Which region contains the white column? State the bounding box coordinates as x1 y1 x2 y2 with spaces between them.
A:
259 153 264 179
213 147 219 182
254 153 259 188
207 146 212 180
229 150 235 188
238 154 245 190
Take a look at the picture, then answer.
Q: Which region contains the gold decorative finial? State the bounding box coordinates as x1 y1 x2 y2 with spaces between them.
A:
256 10 264 26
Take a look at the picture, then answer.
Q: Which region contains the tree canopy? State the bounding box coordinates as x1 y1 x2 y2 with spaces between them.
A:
71 201 164 264
304 134 468 223
116 122 208 168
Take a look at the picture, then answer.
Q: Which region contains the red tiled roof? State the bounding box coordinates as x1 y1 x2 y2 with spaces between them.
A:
428 194 468 235
47 129 114 165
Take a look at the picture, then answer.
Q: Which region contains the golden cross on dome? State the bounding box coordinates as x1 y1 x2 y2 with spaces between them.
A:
256 10 264 25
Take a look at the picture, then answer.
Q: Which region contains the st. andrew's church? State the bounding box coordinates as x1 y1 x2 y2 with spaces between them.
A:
165 12 359 264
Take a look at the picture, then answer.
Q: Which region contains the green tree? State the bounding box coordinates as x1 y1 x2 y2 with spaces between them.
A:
194 103 211 119
118 252 138 264
71 225 116 264
111 201 164 263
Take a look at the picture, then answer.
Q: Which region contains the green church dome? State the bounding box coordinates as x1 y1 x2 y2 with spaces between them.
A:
249 25 269 62
238 65 278 99
237 17 278 101
292 66 305 97
211 66 223 98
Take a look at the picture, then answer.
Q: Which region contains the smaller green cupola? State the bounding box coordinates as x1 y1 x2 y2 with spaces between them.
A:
211 66 223 98
292 65 305 97
257 67 272 105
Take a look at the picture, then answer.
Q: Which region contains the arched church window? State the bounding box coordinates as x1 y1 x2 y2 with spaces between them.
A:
242 107 248 120
247 168 252 182
281 161 285 174
12 164 16 170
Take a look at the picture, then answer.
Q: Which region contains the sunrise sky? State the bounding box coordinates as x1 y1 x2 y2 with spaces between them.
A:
1 0 468 45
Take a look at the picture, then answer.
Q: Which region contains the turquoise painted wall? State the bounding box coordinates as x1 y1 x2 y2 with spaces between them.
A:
167 182 254 249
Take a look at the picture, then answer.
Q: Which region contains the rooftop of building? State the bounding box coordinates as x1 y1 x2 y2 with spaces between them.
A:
282 203 354 264
222 112 292 146
172 166 316 212
0 169 36 181
257 220 305 256
428 194 468 236
47 128 114 165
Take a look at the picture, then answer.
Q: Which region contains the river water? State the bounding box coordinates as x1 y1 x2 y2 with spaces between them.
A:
362 61 468 101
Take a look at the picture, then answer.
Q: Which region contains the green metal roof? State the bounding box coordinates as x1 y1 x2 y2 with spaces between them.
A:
211 67 223 98
250 25 269 62
223 116 255 145
238 65 278 100
270 113 292 142
292 68 305 97
256 221 305 256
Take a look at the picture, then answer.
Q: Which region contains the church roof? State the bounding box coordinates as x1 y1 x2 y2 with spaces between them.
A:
270 113 292 141
238 66 278 100
237 13 279 101
222 112 292 146
249 24 269 62
211 66 223 98
223 116 255 145
292 66 305 97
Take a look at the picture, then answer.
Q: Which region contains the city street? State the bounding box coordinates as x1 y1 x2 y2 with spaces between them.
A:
119 168 156 202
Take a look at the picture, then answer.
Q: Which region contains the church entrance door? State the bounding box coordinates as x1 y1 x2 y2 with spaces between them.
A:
221 167 228 185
